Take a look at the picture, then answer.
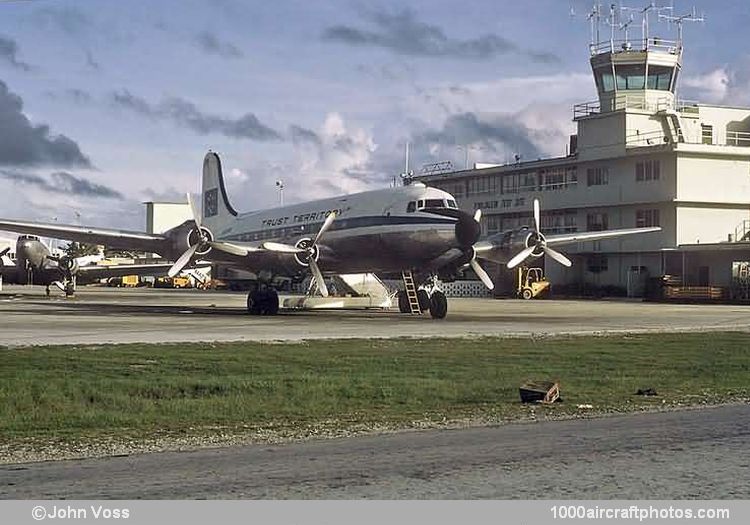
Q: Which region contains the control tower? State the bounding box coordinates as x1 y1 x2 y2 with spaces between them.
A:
574 4 702 161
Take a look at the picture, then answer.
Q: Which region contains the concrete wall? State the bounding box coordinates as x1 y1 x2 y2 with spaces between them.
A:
676 206 750 245
145 202 192 235
675 156 750 204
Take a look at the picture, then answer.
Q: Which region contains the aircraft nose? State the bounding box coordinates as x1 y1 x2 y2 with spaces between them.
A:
455 210 481 248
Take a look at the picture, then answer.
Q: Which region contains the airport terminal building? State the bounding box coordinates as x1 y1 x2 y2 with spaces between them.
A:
417 33 750 299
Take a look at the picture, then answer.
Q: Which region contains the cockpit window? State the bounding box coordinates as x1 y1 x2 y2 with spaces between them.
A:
417 199 424 209
423 199 444 208
446 199 458 209
406 201 416 213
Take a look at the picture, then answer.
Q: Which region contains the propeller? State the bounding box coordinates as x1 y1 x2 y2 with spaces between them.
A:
261 212 336 297
506 198 573 270
167 193 254 277
0 247 9 258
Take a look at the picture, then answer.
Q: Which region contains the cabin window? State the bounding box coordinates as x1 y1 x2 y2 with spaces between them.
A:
407 201 416 213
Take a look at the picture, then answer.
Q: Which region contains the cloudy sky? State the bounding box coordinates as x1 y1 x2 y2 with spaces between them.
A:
0 0 747 230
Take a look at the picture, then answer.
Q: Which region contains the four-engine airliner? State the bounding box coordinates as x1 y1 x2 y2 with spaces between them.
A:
0 152 660 318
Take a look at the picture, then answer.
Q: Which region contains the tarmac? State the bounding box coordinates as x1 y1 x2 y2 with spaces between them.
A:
1 285 750 346
2 404 748 499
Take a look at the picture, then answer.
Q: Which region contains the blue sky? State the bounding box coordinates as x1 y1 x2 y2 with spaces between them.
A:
0 0 747 230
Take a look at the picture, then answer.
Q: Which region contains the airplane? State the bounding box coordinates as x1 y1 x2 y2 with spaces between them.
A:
0 234 178 296
0 151 661 317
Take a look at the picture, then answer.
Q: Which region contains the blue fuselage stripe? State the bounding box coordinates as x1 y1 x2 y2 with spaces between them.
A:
223 215 456 243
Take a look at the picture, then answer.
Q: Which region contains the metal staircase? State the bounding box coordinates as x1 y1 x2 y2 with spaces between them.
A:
733 219 750 242
661 110 684 143
401 270 422 314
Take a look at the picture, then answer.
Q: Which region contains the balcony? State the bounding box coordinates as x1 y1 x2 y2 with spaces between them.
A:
573 94 698 120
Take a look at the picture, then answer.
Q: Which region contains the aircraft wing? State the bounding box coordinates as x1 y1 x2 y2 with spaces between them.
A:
76 263 178 280
545 227 661 246
0 219 168 254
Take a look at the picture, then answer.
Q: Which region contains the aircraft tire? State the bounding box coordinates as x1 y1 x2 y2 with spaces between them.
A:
417 289 430 312
397 290 410 313
247 290 262 315
429 291 448 319
265 289 279 316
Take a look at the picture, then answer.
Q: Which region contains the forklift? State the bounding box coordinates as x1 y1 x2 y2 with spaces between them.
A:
517 266 550 299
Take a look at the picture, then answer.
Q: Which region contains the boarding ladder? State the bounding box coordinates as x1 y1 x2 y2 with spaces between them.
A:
401 270 422 315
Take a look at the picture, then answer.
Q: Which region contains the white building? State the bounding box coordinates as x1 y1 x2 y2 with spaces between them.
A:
418 26 750 299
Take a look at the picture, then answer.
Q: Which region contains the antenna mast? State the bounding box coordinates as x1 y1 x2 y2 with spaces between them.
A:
658 5 704 50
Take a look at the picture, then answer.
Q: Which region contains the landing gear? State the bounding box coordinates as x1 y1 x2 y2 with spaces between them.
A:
397 290 410 313
64 282 75 297
247 288 279 316
398 272 448 319
429 290 448 319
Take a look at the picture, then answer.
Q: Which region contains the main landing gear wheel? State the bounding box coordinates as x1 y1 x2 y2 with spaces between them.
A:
247 289 279 316
429 290 448 319
417 289 430 312
397 290 410 313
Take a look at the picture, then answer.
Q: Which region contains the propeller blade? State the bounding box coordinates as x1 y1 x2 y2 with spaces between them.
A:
473 209 482 223
168 244 198 278
308 258 329 297
0 247 9 258
543 246 573 267
52 281 66 292
209 241 249 257
470 258 494 290
506 246 535 269
187 192 201 229
313 212 336 246
533 198 541 234
262 242 304 254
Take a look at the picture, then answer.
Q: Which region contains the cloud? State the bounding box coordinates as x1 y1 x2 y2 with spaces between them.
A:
111 89 282 141
416 112 543 160
194 31 243 59
0 170 122 199
0 35 31 71
34 6 91 36
85 50 101 71
0 79 92 168
289 124 321 146
323 8 558 63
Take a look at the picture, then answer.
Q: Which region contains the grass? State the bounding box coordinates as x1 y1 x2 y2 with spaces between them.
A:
0 333 749 448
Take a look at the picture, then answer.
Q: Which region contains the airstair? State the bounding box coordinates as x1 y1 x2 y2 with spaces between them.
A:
401 270 422 314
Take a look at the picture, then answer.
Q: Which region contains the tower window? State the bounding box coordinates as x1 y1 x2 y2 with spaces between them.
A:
646 65 673 90
615 64 646 90
594 67 615 93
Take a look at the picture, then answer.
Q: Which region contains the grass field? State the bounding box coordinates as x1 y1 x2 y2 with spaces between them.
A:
1 333 749 453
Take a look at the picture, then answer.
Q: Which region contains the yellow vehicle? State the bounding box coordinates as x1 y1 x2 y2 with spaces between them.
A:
154 276 192 289
517 267 549 299
121 275 140 287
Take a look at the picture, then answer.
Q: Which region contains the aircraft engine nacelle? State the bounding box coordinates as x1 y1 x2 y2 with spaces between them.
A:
58 256 79 277
517 227 546 260
164 220 202 259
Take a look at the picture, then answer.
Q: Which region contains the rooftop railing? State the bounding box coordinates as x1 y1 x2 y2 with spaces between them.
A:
589 37 681 56
574 94 699 119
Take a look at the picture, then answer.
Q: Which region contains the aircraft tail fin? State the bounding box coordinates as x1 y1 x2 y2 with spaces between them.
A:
201 151 238 231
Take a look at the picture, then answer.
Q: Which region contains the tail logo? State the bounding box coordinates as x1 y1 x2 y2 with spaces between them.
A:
204 188 219 218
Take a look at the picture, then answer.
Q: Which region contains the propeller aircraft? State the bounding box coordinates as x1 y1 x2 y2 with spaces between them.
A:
0 152 660 317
